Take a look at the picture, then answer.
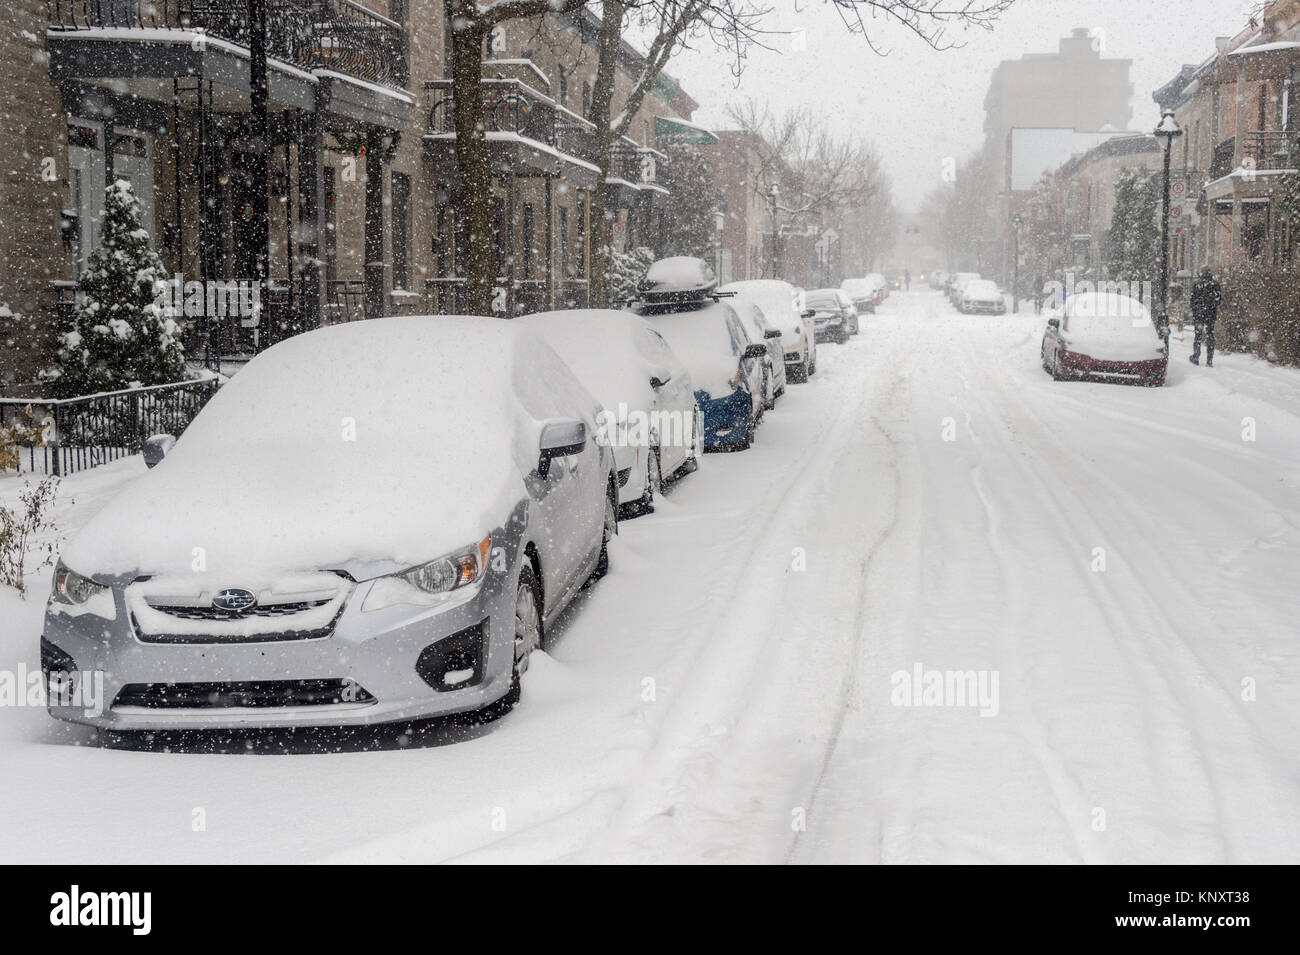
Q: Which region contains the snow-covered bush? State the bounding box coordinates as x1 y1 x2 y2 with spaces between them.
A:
43 180 186 398
608 246 655 306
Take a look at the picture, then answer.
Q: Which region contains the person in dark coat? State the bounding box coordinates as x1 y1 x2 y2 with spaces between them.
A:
1189 266 1222 366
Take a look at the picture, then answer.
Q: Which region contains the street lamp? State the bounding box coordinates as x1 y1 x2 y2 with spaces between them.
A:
766 183 781 277
1012 213 1022 313
1154 109 1183 337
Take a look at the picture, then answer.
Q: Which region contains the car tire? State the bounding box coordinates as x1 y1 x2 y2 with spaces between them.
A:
681 409 702 474
465 562 540 723
788 361 808 384
632 448 661 515
589 481 618 583
1050 349 1064 381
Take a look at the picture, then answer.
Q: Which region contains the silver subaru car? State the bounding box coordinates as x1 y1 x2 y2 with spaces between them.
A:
41 316 617 732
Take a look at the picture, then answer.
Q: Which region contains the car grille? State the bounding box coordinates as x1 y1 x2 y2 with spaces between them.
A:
147 599 331 621
113 679 375 709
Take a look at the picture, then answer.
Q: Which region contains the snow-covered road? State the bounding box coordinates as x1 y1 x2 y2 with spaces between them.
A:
2 288 1297 864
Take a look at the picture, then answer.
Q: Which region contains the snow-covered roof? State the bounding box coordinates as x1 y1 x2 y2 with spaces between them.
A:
1227 40 1300 56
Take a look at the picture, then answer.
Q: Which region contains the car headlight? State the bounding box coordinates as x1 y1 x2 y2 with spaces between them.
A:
52 560 107 605
402 535 492 594
362 535 492 613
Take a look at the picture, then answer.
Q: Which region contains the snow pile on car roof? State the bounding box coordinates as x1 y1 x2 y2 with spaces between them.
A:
719 280 802 336
1063 292 1165 361
639 256 717 298
642 304 740 398
63 317 538 582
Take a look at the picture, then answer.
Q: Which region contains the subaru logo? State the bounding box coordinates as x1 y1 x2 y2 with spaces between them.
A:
212 588 257 613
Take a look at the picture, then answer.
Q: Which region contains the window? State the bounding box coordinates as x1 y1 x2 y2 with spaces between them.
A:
559 207 569 278
575 191 587 278
522 203 535 279
390 171 411 291
323 166 337 284
492 196 506 278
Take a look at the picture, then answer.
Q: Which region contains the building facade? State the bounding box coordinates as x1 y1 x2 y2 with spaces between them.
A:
0 1 701 392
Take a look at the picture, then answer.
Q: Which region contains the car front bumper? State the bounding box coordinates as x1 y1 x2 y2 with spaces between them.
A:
1057 352 1167 384
41 561 522 731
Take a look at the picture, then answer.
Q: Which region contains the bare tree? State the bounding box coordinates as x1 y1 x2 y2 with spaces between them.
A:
447 0 593 316
586 0 766 306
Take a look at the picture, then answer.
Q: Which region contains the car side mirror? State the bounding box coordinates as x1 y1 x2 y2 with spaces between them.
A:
538 419 587 478
743 344 768 360
1047 317 1060 329
143 433 176 469
764 327 782 339
649 367 672 389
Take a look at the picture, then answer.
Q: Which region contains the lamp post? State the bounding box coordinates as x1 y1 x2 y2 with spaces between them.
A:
1154 109 1183 337
1012 213 1022 313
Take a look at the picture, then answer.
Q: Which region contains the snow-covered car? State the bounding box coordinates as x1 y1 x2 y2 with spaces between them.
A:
730 298 787 410
865 272 888 303
947 272 981 304
517 308 702 516
637 255 719 303
840 277 878 315
806 288 854 343
929 270 949 290
959 279 1006 314
720 279 817 383
632 274 769 451
41 317 619 732
1041 292 1168 386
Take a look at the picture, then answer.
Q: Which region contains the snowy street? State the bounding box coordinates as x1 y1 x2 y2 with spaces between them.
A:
3 287 1296 864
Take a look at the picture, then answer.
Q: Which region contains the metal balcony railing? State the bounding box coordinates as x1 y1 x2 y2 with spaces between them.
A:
428 79 599 167
1240 130 1297 170
47 0 407 88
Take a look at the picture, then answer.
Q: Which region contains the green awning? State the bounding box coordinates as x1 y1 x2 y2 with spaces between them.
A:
654 115 718 145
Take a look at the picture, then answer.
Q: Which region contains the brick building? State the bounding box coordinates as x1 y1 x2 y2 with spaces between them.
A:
0 1 702 392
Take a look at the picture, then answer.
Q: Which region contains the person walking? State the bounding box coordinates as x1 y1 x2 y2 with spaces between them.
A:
1189 266 1222 366
904 268 911 291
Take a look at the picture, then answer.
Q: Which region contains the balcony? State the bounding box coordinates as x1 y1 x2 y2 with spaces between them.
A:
47 0 408 89
1239 130 1297 171
424 78 600 185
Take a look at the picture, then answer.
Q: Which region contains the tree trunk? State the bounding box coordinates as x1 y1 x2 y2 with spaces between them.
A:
450 14 494 316
587 0 624 310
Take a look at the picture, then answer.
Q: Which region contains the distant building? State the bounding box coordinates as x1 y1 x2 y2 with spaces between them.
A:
1055 134 1162 275
983 28 1134 286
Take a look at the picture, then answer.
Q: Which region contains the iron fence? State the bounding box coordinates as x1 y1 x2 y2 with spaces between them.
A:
0 377 221 476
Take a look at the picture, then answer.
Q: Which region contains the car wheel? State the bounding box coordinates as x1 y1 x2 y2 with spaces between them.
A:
465 562 539 723
1050 349 1064 381
681 409 702 474
739 404 757 450
589 482 617 583
633 448 662 515
788 360 807 384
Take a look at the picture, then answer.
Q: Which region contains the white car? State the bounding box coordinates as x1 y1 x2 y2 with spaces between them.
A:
720 279 818 383
517 309 702 515
959 279 1007 314
730 298 787 410
947 272 981 305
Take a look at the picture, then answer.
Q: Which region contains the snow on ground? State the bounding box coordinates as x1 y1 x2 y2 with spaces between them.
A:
1 288 1297 863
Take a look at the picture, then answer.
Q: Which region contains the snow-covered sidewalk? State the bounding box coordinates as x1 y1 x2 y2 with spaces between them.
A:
1 289 1297 863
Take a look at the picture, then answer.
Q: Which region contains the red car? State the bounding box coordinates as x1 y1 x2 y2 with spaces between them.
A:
1041 291 1168 386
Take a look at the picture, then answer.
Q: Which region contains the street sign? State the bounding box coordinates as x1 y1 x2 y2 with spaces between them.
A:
1171 179 1186 199
1169 204 1183 220
612 221 626 237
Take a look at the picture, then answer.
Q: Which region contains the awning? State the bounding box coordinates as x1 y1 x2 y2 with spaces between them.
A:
654 115 717 145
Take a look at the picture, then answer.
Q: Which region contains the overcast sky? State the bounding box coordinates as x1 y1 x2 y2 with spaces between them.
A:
663 0 1263 211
